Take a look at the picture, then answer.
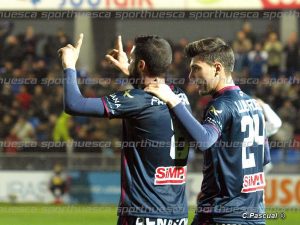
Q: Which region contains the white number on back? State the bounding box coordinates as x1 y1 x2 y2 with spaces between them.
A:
241 114 264 169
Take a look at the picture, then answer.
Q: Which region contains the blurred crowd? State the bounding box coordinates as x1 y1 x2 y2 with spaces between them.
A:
0 21 300 155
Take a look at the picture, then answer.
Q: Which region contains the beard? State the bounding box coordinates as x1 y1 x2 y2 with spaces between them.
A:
196 79 209 96
129 63 144 89
197 81 217 96
198 87 210 96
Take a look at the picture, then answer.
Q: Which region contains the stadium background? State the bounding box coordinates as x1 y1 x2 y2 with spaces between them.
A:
0 0 300 224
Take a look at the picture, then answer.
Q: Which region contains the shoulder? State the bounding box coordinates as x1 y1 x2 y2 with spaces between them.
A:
102 89 154 118
205 99 229 118
207 96 229 111
105 89 151 102
205 93 240 118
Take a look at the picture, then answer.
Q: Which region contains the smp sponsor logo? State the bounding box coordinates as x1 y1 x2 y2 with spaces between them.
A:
59 0 153 9
154 166 187 185
241 172 265 193
262 0 300 9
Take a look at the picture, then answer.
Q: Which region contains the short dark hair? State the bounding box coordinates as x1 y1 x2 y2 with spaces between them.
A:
134 35 172 76
185 38 235 73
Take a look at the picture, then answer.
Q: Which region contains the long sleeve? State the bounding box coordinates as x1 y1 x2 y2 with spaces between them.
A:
171 103 219 151
63 68 105 117
261 103 282 137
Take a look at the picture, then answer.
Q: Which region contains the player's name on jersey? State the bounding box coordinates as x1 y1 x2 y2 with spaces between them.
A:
235 99 262 114
151 93 189 106
151 96 165 106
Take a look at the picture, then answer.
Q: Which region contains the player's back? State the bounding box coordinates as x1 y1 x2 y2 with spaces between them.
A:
102 86 190 219
198 86 266 224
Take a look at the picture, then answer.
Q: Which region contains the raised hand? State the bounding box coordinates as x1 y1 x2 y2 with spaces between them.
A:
105 35 130 76
58 33 84 70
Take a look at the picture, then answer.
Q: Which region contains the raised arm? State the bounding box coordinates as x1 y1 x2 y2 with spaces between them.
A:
58 34 105 117
63 68 105 117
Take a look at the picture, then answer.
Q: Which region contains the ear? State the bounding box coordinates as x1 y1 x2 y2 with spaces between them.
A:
214 62 222 75
137 60 146 72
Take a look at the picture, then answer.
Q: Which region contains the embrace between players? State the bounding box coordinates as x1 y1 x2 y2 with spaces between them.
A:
58 33 271 225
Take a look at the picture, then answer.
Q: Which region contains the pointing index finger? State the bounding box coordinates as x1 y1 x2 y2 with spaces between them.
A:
75 33 84 50
117 35 123 52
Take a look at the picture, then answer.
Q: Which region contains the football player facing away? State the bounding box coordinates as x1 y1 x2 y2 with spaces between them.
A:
58 34 190 225
145 38 270 225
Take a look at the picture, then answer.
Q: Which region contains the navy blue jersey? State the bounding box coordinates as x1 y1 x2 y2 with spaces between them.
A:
196 86 267 225
102 86 191 219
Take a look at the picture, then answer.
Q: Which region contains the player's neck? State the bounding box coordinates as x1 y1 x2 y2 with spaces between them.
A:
144 76 165 87
215 75 235 92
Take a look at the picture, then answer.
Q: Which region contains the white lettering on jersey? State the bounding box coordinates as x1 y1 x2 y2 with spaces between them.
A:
151 96 165 106
151 91 189 106
235 99 262 114
110 94 121 108
136 218 188 225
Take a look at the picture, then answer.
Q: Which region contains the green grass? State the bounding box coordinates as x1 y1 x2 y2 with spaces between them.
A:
0 204 298 225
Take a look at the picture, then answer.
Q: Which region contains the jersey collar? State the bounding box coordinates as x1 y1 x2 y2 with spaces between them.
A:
212 85 240 99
